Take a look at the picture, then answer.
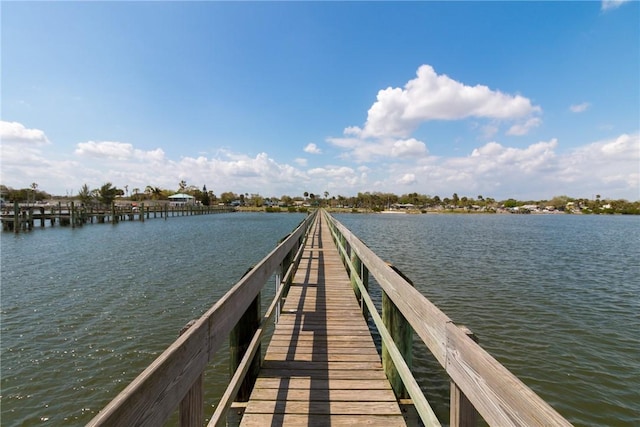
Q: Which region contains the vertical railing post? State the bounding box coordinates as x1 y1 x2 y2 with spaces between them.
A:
361 263 369 320
450 326 479 427
350 252 363 308
230 286 261 402
382 264 413 399
179 320 203 427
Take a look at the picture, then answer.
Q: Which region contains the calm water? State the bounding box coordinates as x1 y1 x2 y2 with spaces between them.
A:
1 212 639 426
334 213 640 426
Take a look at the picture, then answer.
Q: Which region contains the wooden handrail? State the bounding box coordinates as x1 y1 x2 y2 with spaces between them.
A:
207 215 313 426
322 209 572 427
87 211 317 426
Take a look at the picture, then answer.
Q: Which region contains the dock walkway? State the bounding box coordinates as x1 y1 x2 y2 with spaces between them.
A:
240 213 406 426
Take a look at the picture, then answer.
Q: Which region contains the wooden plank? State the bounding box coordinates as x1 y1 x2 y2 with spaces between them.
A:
240 413 406 427
264 353 381 362
245 400 402 415
261 360 383 371
445 322 572 426
253 378 393 390
249 388 398 402
240 212 405 426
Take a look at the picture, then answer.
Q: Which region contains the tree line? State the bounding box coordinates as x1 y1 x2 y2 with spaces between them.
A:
1 183 639 214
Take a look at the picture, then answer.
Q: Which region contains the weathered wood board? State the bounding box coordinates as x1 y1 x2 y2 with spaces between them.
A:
241 214 406 426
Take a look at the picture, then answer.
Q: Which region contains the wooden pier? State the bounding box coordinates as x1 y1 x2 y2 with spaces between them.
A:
1 202 235 232
88 209 573 427
240 213 405 426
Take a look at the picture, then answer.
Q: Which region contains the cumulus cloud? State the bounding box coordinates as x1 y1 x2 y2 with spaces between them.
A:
327 64 542 163
397 173 417 185
327 135 428 162
0 121 50 145
570 102 591 113
361 65 541 139
369 132 639 200
75 141 166 162
304 143 322 154
295 158 308 166
601 0 630 11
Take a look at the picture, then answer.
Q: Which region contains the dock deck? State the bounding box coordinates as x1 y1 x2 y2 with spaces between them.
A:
240 214 406 426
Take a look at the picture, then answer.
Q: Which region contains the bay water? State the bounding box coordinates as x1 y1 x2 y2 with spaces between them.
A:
1 212 638 425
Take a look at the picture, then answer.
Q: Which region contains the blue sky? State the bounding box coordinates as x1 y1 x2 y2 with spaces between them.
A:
2 1 638 201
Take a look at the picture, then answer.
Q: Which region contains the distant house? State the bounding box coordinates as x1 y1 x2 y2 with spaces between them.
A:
390 203 415 210
168 193 195 206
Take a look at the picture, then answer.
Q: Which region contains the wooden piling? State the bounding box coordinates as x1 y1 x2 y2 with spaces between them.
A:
13 202 19 233
382 264 414 399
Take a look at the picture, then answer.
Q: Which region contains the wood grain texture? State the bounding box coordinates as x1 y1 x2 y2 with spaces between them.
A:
324 211 573 427
241 213 406 426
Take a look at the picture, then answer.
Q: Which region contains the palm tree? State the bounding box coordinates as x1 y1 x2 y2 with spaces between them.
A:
78 184 93 206
98 182 119 207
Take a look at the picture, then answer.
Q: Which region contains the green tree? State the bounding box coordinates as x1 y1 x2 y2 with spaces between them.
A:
78 184 94 206
503 198 518 208
201 185 210 206
220 192 237 205
97 182 120 207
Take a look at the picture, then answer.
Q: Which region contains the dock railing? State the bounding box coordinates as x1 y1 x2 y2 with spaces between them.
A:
322 209 572 427
87 210 317 427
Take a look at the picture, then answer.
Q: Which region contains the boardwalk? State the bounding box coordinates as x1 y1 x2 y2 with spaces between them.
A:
88 209 572 427
240 214 406 426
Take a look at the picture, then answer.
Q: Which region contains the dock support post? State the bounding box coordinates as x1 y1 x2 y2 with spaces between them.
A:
450 326 479 427
111 203 117 224
71 202 76 228
382 264 413 399
13 201 19 233
140 203 145 222
230 290 261 402
179 320 203 427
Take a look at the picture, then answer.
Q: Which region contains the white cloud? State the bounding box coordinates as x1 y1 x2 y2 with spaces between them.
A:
328 64 542 162
391 138 428 158
0 121 50 145
295 158 308 166
361 64 541 139
507 117 542 136
397 173 417 185
327 135 429 162
601 0 630 11
304 143 322 154
2 119 637 202
570 102 591 113
75 141 166 162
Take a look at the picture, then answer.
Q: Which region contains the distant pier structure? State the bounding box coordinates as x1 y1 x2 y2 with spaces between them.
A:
1 202 235 232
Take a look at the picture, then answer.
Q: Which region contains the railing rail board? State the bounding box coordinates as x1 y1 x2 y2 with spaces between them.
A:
88 212 316 426
322 210 572 427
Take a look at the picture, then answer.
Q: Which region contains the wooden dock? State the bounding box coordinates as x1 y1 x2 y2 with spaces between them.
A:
88 209 573 427
240 213 405 426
